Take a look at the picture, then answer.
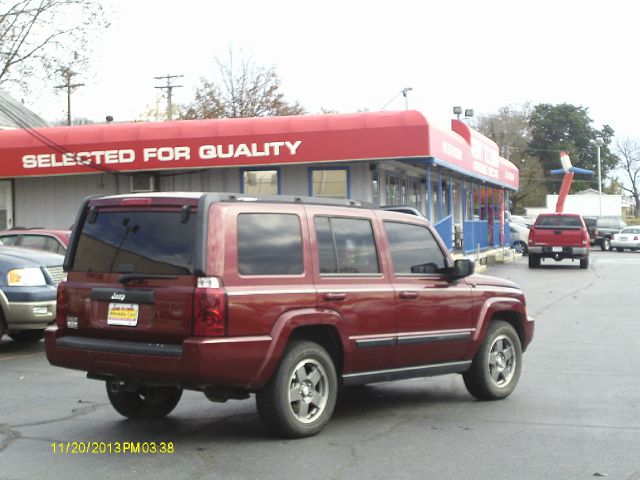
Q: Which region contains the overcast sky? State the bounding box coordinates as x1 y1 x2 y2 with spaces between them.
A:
26 0 638 140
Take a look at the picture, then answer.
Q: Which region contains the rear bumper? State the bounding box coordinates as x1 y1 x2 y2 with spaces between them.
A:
45 327 273 390
610 240 640 249
529 246 588 258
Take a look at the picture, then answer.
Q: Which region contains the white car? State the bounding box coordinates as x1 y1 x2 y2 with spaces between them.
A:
611 226 640 252
509 222 530 254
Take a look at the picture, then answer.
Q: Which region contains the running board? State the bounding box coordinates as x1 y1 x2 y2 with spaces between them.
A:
341 360 472 387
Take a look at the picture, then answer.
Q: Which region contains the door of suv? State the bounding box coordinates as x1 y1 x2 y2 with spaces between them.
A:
307 207 396 373
381 217 473 368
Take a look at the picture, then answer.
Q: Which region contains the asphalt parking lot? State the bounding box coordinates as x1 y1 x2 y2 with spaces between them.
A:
1 250 639 480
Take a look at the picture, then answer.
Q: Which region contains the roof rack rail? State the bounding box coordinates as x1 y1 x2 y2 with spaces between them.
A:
205 192 372 209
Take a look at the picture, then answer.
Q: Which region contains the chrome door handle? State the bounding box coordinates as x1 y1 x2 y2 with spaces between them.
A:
399 291 419 299
323 292 347 301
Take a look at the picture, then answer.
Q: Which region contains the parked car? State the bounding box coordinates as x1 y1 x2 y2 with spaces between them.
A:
509 223 530 254
0 246 65 342
611 226 640 252
0 229 71 255
509 215 535 227
46 193 534 438
582 217 627 251
527 213 590 269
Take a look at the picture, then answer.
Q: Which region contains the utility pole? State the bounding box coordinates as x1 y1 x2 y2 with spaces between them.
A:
55 69 84 126
154 74 184 120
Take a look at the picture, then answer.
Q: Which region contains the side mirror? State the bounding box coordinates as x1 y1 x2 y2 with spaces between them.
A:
451 258 474 280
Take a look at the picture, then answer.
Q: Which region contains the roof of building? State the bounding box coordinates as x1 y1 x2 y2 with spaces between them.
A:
0 91 48 129
0 110 519 189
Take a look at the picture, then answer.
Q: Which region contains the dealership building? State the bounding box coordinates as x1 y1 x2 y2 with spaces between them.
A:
0 110 519 253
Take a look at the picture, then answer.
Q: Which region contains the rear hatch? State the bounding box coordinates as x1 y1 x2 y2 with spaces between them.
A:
532 215 586 246
63 195 202 343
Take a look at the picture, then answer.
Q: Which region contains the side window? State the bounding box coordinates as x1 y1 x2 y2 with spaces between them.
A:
314 217 380 275
0 235 18 246
20 235 48 251
237 213 303 275
384 221 447 275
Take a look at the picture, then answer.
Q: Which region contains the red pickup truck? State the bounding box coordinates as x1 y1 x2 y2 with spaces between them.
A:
527 213 590 269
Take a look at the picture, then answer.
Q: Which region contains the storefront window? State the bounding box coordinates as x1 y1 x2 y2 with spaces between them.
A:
241 169 279 195
311 168 349 198
386 175 402 205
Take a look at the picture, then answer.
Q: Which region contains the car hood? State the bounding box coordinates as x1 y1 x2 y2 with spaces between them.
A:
0 246 64 268
468 273 520 290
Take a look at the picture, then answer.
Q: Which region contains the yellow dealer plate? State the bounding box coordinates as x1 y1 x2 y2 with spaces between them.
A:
107 303 139 327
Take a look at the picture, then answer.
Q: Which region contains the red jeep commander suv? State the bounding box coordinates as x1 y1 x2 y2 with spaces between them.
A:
46 193 534 437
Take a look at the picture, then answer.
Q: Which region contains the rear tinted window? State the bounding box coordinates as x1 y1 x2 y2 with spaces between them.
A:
237 213 303 275
73 209 195 274
536 215 582 228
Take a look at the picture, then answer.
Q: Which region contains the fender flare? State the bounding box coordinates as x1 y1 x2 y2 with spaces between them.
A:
467 297 526 355
247 308 349 389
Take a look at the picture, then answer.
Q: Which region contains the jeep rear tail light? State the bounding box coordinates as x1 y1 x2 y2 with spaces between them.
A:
56 281 66 328
194 277 227 337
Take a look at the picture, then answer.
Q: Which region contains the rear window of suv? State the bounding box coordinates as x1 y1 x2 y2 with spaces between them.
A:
73 209 196 274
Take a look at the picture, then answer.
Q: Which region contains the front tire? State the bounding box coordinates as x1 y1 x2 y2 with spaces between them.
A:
256 341 337 438
513 241 527 255
463 320 523 400
106 383 182 419
601 237 611 251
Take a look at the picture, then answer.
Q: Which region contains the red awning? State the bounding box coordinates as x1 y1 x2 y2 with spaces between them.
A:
0 110 519 189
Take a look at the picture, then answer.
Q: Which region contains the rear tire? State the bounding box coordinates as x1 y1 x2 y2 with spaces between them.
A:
528 254 540 268
580 256 589 269
601 237 611 251
106 383 182 419
617 247 624 252
256 340 337 438
8 329 45 342
463 320 523 400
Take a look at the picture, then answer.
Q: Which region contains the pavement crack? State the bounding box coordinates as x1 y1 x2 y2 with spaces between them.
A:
0 423 22 453
11 401 103 429
531 281 596 317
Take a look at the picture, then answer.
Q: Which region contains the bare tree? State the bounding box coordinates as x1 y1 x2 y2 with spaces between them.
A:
182 48 305 119
0 0 107 89
474 103 546 213
613 137 640 217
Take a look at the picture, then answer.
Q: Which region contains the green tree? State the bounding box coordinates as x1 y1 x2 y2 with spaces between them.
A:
0 0 107 89
527 103 617 194
182 48 305 119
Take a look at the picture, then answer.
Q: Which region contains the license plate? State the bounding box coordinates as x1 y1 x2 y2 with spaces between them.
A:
107 303 139 326
620 237 627 241
552 246 563 252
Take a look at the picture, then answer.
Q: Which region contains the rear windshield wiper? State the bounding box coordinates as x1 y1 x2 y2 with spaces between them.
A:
117 274 178 284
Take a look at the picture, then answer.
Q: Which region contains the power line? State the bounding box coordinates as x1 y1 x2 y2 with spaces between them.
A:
154 74 183 120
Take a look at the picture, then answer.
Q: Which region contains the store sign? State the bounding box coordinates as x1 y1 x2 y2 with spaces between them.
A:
21 141 303 171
